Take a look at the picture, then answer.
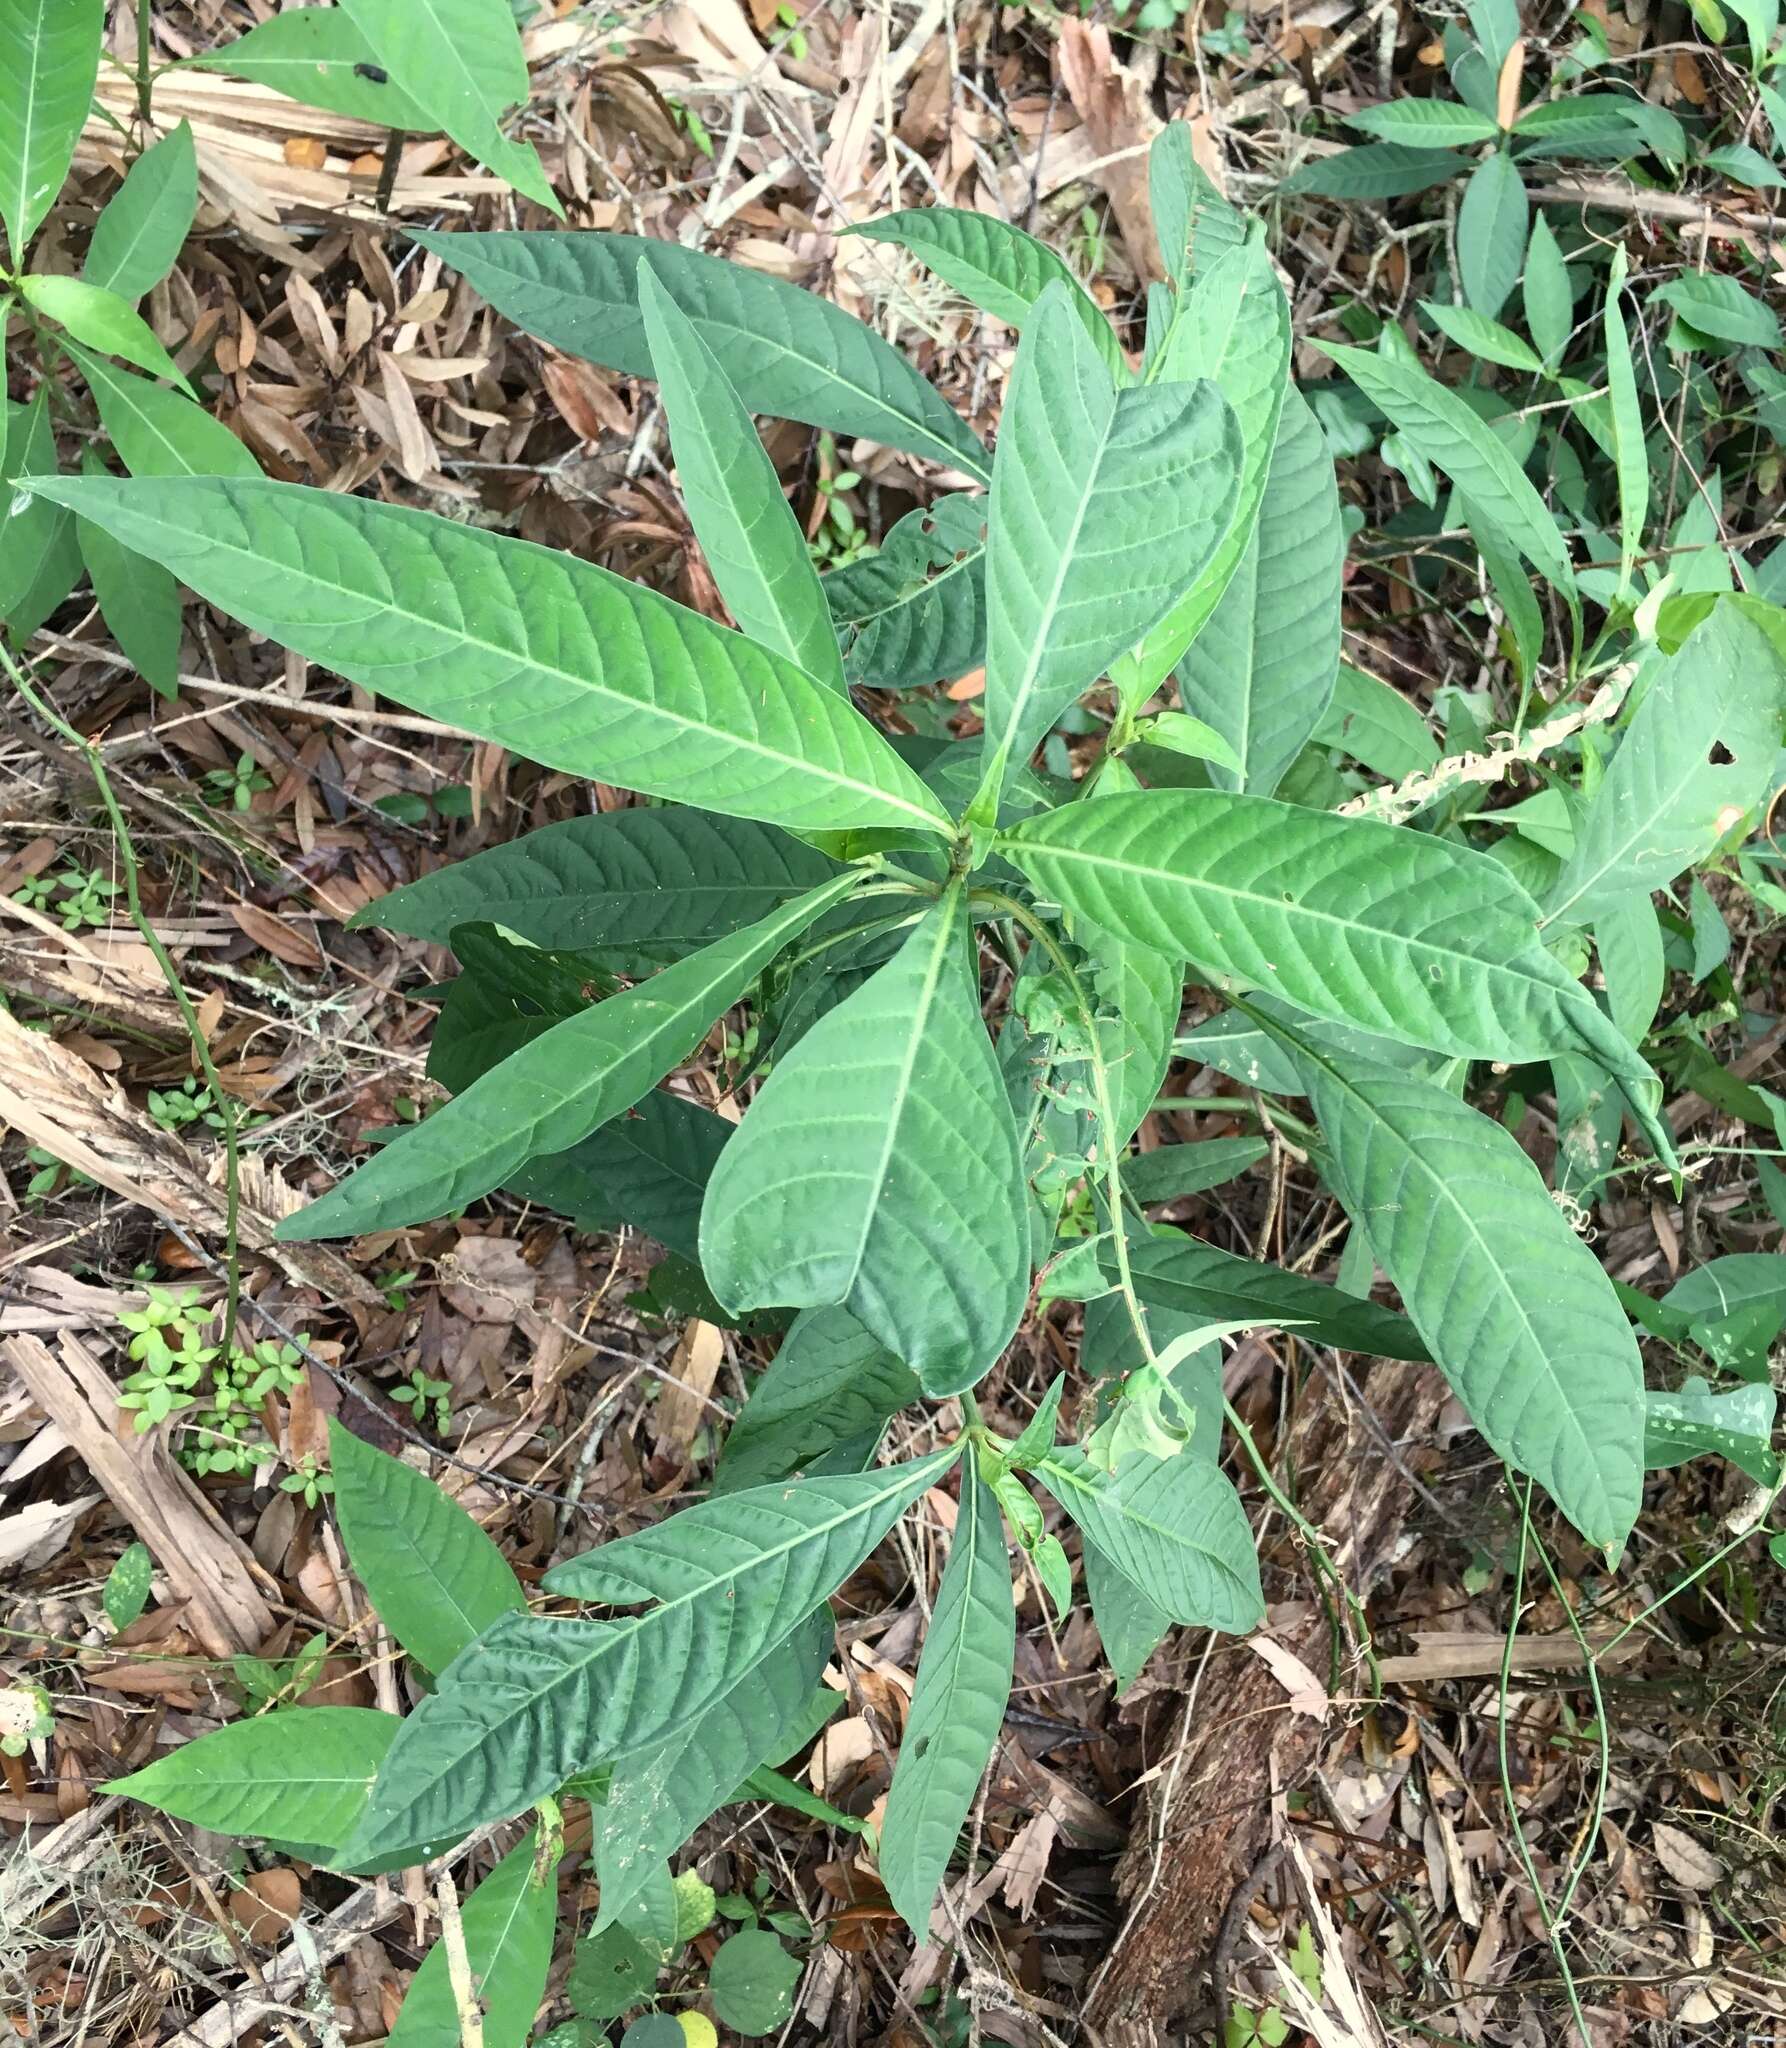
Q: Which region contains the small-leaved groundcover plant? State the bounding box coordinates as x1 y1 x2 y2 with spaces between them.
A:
50 126 1786 2040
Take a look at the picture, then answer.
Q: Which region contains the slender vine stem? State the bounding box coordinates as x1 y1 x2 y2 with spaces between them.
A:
1221 1394 1382 1697
1498 1474 1592 2045
2 638 243 1355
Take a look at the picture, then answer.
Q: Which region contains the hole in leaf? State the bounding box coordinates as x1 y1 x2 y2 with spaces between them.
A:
1709 740 1735 765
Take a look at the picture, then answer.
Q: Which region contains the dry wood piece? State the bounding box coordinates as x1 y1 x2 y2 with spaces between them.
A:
1084 1360 1446 2044
1374 1628 1641 1683
0 1007 377 1305
2 1333 274 1658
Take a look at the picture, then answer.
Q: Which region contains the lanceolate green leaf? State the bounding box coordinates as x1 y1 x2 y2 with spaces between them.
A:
1546 604 1786 927
849 209 1124 376
1281 143 1466 200
1000 789 1651 1066
1344 99 1501 146
979 285 1243 793
1033 1446 1263 1631
68 347 260 478
19 275 193 391
702 887 1030 1395
277 872 860 1241
1319 341 1576 601
76 504 182 699
0 392 80 633
1313 662 1439 781
339 0 559 213
639 266 845 694
113 1707 398 1848
1456 150 1527 319
84 121 198 302
505 1089 733 1262
1602 247 1646 600
0 0 102 264
1177 387 1343 795
714 1306 919 1495
589 1611 833 1932
388 1831 556 2048
1121 1230 1430 1358
351 1448 958 1853
328 1420 525 1674
880 1464 1015 1937
1149 122 1247 286
351 807 841 971
181 10 433 128
1117 236 1291 703
1275 1027 1644 1546
28 477 951 841
1082 1538 1171 1691
823 494 988 690
410 231 991 481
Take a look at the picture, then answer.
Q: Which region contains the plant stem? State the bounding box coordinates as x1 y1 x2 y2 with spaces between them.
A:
1 639 243 1358
1221 1395 1381 1697
135 1 154 130
1497 1474 1592 2045
374 130 404 214
971 886 1156 1367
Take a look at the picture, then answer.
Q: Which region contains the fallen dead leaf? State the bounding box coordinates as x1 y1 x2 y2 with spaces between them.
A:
657 1318 724 1454
1246 1633 1331 1721
230 1867 304 1944
811 1715 877 1797
1651 1823 1725 1891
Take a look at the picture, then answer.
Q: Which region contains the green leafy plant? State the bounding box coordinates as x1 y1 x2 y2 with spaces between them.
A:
200 750 273 813
1 0 251 696
14 865 121 932
178 0 561 216
115 1286 306 1477
60 123 1786 2037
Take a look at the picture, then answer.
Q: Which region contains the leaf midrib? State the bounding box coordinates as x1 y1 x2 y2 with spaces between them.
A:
78 487 949 835
367 1452 955 1834
5 2 51 257
841 890 963 1300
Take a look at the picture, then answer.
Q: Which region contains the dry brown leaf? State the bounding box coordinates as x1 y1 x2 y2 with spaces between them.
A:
1651 1823 1726 1891
1056 21 1162 284
1246 1633 1332 1720
230 1868 304 1944
1495 40 1525 133
811 1715 877 1796
540 351 632 441
227 902 323 970
443 1237 537 1322
657 1317 724 1453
